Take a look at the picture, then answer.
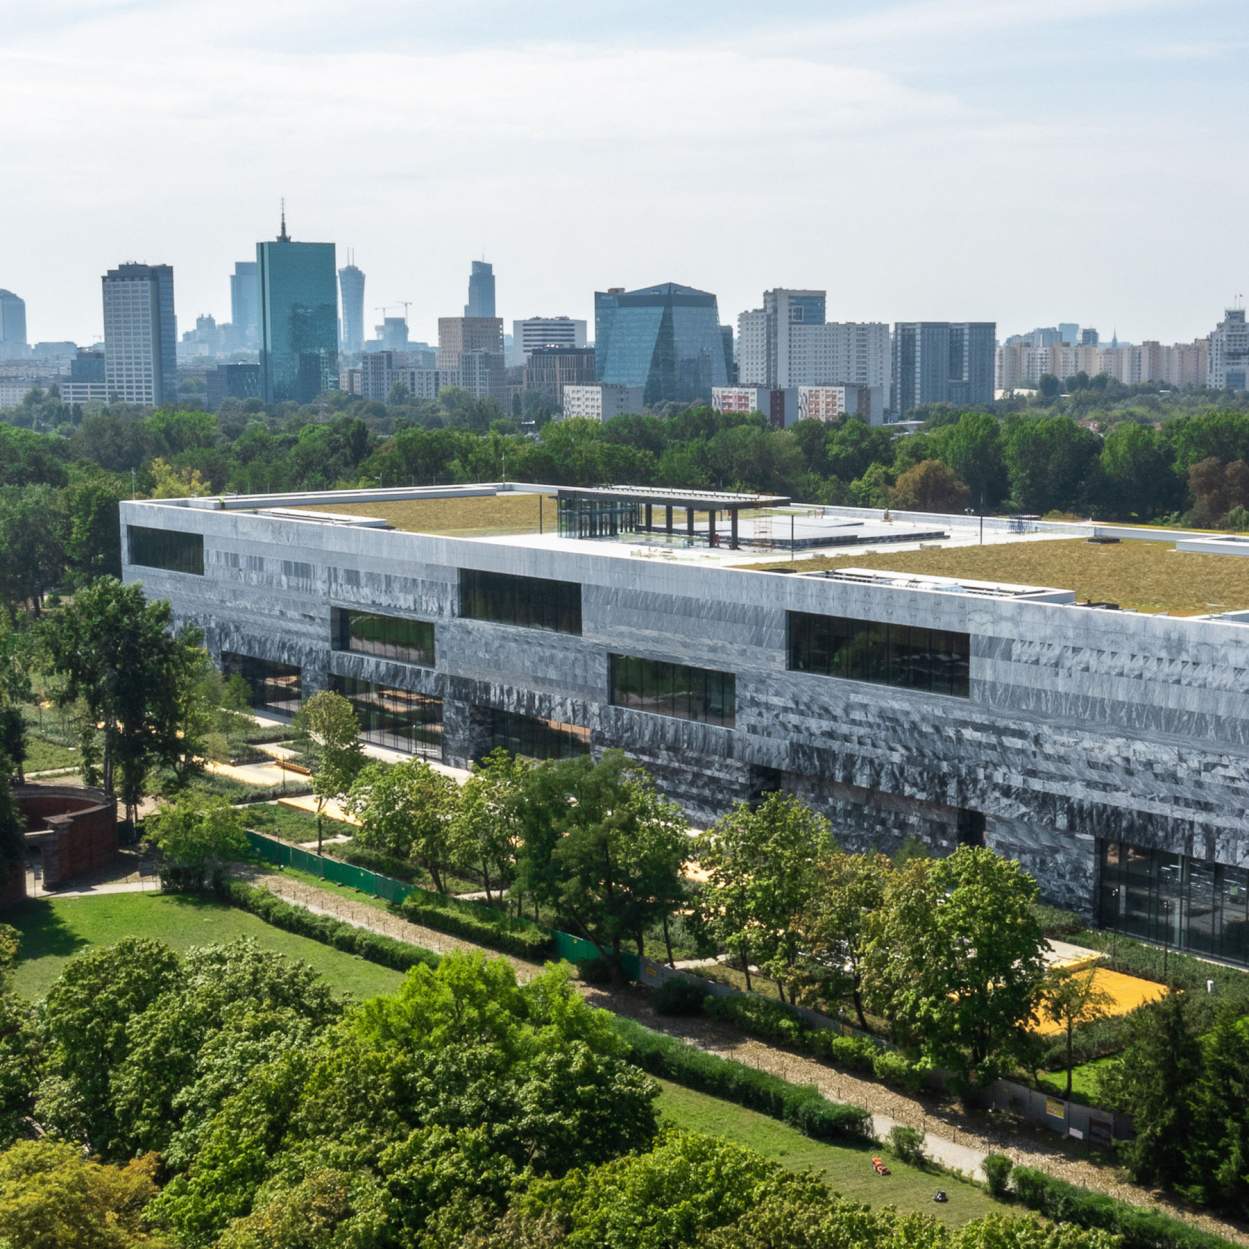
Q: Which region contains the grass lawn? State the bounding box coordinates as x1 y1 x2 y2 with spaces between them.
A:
295 492 557 537
655 1080 1005 1227
1040 1055 1118 1105
243 803 356 845
23 735 82 773
742 537 1249 616
8 893 405 1001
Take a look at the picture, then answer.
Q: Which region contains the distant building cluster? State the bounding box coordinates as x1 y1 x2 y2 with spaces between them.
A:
1 218 1247 416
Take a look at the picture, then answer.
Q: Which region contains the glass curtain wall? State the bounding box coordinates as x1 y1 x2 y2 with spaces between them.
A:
332 609 435 667
221 652 302 717
609 654 735 728
788 611 970 698
1098 839 1249 965
557 497 640 539
127 525 204 575
330 675 444 760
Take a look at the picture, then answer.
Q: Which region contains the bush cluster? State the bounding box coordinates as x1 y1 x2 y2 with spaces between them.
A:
336 843 429 885
983 1153 1013 1198
651 976 709 1016
223 881 439 973
887 1124 925 1166
700 989 929 1093
1009 1166 1233 1249
611 1014 872 1143
399 887 551 962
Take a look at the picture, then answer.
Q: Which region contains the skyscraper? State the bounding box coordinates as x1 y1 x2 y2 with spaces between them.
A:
594 282 728 406
101 263 177 406
257 210 338 404
891 321 995 415
0 290 28 359
465 260 496 318
230 261 259 347
437 316 506 403
511 316 587 362
338 258 365 355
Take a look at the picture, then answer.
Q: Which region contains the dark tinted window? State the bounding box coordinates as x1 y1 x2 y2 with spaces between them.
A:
128 525 204 575
333 609 435 667
609 654 735 729
459 568 582 635
787 611 969 698
486 709 590 761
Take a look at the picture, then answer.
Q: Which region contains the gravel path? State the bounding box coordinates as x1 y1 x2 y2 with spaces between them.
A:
250 871 1249 1246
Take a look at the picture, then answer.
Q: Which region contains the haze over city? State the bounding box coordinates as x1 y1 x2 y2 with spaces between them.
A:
4 0 1246 345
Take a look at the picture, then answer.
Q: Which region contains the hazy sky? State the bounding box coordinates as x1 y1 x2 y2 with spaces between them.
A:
3 0 1246 347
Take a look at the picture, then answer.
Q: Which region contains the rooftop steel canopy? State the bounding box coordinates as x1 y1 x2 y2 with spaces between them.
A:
554 485 790 548
554 485 790 510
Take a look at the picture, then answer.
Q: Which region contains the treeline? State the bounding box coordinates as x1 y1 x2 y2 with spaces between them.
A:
9 389 1249 617
0 932 1123 1248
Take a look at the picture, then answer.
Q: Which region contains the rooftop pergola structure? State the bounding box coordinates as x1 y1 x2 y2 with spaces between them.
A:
554 485 790 549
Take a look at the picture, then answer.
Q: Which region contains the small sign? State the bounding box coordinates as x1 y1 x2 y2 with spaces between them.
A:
1045 1097 1066 1120
1068 1127 1084 1140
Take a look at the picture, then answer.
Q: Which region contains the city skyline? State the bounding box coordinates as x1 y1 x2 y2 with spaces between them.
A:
3 0 1246 347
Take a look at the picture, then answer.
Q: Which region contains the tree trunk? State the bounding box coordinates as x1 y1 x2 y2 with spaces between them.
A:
481 862 493 905
775 979 786 1005
316 800 323 859
429 861 445 894
662 914 674 967
1065 1021 1074 1100
742 949 752 992
852 986 869 1033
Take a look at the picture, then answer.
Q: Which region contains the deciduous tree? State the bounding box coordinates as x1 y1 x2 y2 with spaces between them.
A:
293 689 365 853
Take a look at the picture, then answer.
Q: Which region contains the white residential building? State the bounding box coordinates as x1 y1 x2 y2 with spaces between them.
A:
510 317 587 366
1209 309 1249 392
102 263 177 407
561 383 644 421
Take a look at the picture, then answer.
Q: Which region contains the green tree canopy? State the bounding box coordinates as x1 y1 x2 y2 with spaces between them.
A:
293 688 365 853
145 795 251 892
864 847 1047 1085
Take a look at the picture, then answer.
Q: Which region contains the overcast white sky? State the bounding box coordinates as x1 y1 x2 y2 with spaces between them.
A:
2 0 1245 347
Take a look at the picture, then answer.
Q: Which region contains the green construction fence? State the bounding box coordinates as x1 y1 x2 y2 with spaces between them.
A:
244 830 639 979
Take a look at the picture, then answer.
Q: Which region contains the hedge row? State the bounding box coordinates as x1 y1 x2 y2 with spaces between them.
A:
336 843 427 885
611 1014 872 1143
399 887 552 962
698 987 930 1094
1010 1165 1236 1249
223 881 439 973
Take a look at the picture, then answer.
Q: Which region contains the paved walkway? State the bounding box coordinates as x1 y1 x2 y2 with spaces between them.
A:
240 869 1249 1245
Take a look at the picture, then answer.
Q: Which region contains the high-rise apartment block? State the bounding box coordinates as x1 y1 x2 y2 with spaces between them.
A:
737 290 890 416
358 351 439 403
997 335 1210 391
230 262 259 348
338 260 365 355
892 321 995 415
511 317 587 363
0 290 28 359
257 214 338 404
594 283 728 406
101 263 177 407
1209 309 1249 392
465 260 496 318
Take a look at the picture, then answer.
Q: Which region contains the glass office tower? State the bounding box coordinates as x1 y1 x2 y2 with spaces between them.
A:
594 282 728 406
257 216 338 404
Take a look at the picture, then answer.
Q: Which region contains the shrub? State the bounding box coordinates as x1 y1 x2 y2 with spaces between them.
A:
611 1015 871 1143
337 843 426 885
983 1153 1013 1198
887 1124 925 1166
222 881 439 974
872 1048 926 1094
399 887 551 962
701 990 931 1094
1009 1165 1234 1249
577 956 615 986
652 975 708 1016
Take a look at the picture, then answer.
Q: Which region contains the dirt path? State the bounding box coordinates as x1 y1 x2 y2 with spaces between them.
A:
248 871 1249 1246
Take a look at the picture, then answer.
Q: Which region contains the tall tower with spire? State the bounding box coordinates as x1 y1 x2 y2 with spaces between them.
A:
338 248 365 356
256 205 338 403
